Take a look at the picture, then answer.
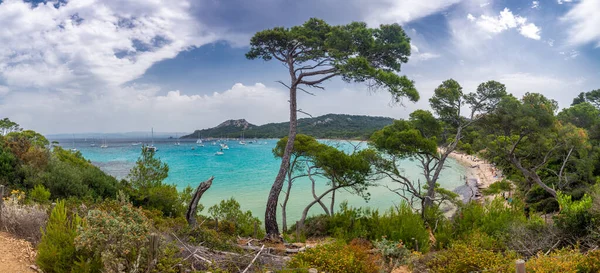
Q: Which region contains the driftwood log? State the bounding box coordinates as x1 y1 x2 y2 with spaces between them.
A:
186 176 214 226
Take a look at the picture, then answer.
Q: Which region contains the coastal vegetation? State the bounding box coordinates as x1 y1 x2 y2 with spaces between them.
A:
2 18 600 273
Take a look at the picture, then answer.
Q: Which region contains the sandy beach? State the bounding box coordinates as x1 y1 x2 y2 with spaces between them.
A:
448 151 503 202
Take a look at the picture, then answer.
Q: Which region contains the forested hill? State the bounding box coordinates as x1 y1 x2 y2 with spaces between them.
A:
181 114 394 140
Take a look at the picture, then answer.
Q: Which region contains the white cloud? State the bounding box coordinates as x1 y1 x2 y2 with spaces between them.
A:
410 44 441 62
0 85 9 96
519 23 541 40
558 0 573 4
0 83 290 134
469 8 541 40
364 0 462 25
532 1 540 9
480 2 490 8
562 0 600 47
467 13 476 21
0 0 218 90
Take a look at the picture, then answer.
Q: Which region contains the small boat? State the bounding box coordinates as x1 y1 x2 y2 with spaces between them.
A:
101 136 108 148
215 148 224 155
239 131 246 145
191 147 196 150
71 134 78 152
175 133 181 146
212 141 217 146
220 143 229 150
131 142 142 146
146 128 157 152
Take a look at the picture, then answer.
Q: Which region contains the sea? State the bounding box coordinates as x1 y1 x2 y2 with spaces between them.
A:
51 137 467 222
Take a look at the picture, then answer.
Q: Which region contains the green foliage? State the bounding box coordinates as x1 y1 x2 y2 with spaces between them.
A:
373 237 411 270
453 198 526 241
482 180 513 195
208 198 263 237
75 203 151 272
246 18 418 103
303 202 430 252
287 240 380 273
37 200 81 273
425 232 520 273
29 184 51 204
526 248 600 273
0 117 21 136
554 192 593 238
128 147 184 217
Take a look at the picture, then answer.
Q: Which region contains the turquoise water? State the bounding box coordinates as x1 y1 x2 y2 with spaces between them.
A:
54 138 467 222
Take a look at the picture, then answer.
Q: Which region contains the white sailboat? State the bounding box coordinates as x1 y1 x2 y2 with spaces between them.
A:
196 132 204 147
239 131 246 145
147 128 157 152
215 148 224 155
100 136 108 148
220 143 229 150
175 133 181 146
70 134 78 152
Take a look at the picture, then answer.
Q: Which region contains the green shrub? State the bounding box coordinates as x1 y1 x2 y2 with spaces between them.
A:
323 202 430 252
373 237 411 271
208 198 263 237
29 184 51 204
288 240 380 273
482 180 513 195
526 248 600 273
453 197 526 241
425 232 520 273
180 226 239 252
75 203 151 272
37 200 80 273
554 192 593 238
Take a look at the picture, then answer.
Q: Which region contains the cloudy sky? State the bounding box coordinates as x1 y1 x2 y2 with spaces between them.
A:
0 0 599 134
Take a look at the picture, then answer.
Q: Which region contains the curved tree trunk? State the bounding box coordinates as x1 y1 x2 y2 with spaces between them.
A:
298 186 339 230
186 176 214 226
265 85 297 241
307 165 330 215
281 173 293 233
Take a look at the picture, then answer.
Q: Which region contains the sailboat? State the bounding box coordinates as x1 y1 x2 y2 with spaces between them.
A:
215 148 224 156
220 143 229 150
100 136 108 148
147 128 157 152
175 133 181 146
90 138 96 147
239 131 246 145
70 134 78 152
196 132 204 147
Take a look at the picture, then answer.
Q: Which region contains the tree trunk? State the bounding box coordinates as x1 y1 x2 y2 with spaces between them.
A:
299 186 339 230
511 157 557 198
186 176 214 226
265 85 298 241
281 175 292 233
330 182 336 215
307 166 330 215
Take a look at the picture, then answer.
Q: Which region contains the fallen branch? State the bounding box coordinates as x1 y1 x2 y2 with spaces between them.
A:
242 244 265 273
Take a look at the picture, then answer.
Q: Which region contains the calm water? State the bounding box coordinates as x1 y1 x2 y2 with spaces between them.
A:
52 138 467 222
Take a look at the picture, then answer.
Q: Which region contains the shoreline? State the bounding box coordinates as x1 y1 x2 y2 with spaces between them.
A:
448 151 503 203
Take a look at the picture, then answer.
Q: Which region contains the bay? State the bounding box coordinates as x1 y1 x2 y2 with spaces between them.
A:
54 138 467 222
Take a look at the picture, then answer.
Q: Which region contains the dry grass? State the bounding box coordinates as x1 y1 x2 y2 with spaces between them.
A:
1 201 48 244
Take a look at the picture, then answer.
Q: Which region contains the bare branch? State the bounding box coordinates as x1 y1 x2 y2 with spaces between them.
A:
297 109 313 118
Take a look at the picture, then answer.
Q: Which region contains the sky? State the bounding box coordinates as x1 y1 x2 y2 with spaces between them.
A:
0 0 599 134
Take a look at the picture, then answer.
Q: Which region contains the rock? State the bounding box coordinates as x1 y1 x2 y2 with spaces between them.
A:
308 268 318 273
29 264 40 272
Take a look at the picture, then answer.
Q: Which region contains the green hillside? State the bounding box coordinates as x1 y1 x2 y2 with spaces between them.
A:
181 114 394 140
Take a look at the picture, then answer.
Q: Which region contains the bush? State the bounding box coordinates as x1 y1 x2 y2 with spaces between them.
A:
453 197 526 242
425 233 520 273
0 194 47 243
208 198 263 237
554 192 593 238
179 225 239 252
482 180 513 195
37 200 80 273
29 184 51 204
525 248 600 273
75 203 151 272
373 237 411 271
288 240 380 273
322 202 430 252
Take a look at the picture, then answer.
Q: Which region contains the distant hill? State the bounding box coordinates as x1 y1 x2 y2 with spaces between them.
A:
181 114 394 140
